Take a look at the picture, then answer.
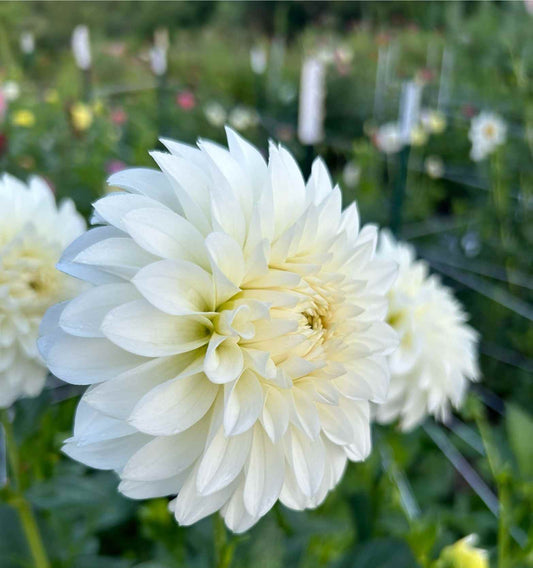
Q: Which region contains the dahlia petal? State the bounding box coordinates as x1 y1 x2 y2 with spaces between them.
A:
122 420 208 482
204 334 244 384
149 150 212 235
205 232 246 287
290 388 321 440
59 283 139 337
39 301 68 336
317 403 354 445
260 388 289 443
225 127 268 198
85 353 203 420
73 401 137 443
279 464 309 511
74 237 158 279
133 259 215 315
342 399 371 461
129 372 217 435
284 427 325 498
119 472 189 499
102 300 211 357
269 144 306 237
337 355 390 403
199 139 253 219
223 370 263 436
306 157 333 205
172 467 238 526
57 227 124 284
123 207 209 269
93 193 168 231
222 478 259 534
196 425 252 495
63 433 149 471
107 168 179 210
41 330 146 384
243 425 284 518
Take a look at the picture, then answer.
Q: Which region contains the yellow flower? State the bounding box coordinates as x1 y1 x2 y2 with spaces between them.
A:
421 109 447 135
44 89 59 104
71 102 93 131
437 535 489 568
12 109 35 128
410 125 428 147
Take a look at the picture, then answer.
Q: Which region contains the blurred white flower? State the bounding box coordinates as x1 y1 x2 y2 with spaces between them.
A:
420 109 446 135
71 25 91 71
375 123 404 155
250 45 268 75
20 31 35 55
375 232 479 431
0 175 85 408
40 129 398 533
298 57 326 145
204 102 227 128
469 111 507 162
342 161 361 188
228 106 259 131
154 28 169 52
424 155 444 179
2 81 20 102
150 46 167 76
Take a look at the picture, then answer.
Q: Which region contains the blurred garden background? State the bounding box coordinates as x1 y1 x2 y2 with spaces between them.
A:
0 1 531 567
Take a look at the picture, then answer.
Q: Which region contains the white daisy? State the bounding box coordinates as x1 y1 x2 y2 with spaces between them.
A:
469 111 507 162
375 231 479 431
374 123 404 155
39 129 398 532
0 174 85 407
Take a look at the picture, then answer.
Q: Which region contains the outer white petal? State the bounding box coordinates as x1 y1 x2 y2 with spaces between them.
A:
59 283 139 337
102 300 211 357
133 259 215 315
129 372 218 435
122 207 209 269
196 426 252 495
243 425 284 518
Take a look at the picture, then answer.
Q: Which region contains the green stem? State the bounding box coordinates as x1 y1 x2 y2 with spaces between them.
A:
214 514 235 568
390 145 411 236
1 410 50 568
473 403 509 568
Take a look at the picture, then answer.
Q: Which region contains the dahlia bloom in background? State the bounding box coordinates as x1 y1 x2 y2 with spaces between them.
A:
375 231 479 431
0 174 85 407
469 111 507 162
39 128 398 532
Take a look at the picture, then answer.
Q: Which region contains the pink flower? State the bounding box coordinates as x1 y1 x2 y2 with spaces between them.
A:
106 160 127 175
176 90 196 111
111 107 128 126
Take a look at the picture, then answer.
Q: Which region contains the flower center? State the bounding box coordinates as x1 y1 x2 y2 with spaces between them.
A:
483 124 495 139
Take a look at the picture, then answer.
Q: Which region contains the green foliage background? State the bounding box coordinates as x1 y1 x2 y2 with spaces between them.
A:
0 2 531 567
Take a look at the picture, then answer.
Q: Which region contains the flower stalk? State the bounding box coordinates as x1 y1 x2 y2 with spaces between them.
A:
1 410 50 568
214 514 235 568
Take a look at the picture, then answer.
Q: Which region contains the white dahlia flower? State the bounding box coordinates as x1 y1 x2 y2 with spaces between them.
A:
469 111 507 162
375 232 479 431
39 129 398 532
0 174 85 407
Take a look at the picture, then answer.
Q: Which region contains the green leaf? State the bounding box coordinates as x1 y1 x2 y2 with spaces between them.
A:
506 403 533 479
348 539 420 568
